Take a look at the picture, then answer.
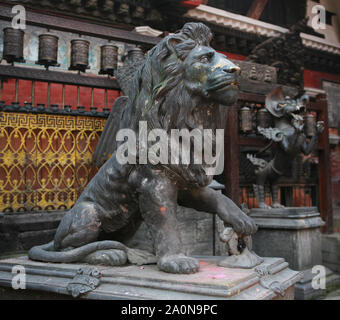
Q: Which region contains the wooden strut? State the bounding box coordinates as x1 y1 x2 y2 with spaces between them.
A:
247 0 270 20
225 104 240 205
311 97 334 233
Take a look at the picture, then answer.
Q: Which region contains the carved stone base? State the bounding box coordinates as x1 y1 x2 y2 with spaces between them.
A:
294 267 340 300
249 207 339 299
322 233 340 274
249 207 325 270
0 256 301 300
218 248 264 269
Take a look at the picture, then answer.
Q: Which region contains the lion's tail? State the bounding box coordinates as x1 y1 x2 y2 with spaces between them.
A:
28 240 128 263
28 240 157 265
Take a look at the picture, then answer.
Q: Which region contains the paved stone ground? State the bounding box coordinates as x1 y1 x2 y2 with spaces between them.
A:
320 204 340 301
321 289 340 300
315 280 340 300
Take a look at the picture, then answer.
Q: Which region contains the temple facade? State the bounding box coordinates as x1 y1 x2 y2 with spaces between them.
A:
0 0 339 252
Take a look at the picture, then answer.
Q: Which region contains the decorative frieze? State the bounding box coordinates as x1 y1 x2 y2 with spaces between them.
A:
186 4 340 56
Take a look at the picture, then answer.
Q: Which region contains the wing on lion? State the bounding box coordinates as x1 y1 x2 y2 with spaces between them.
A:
93 96 128 167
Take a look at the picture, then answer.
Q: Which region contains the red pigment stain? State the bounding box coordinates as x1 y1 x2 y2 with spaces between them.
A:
120 205 129 213
199 261 209 266
160 207 167 212
211 274 227 279
206 266 223 271
88 225 99 232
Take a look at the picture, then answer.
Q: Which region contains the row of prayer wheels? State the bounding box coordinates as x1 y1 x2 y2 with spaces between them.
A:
240 106 317 137
1 27 119 75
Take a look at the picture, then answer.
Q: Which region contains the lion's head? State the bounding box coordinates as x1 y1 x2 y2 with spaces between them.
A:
122 23 240 133
117 23 241 187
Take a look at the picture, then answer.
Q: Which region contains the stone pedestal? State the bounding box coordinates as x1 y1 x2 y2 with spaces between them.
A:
249 207 339 299
0 211 64 254
0 256 301 300
322 233 340 274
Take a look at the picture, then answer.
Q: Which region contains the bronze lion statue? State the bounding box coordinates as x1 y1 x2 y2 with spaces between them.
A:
29 23 257 274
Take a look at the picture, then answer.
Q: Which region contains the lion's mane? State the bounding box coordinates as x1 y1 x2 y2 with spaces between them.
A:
119 23 225 187
121 23 217 132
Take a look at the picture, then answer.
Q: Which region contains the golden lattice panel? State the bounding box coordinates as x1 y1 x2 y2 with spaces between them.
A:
0 112 106 213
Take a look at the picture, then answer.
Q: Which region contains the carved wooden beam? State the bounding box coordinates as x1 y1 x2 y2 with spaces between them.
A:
0 3 160 47
0 65 120 90
247 0 269 20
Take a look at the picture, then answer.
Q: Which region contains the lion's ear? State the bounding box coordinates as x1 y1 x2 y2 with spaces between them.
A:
165 37 181 53
159 36 182 60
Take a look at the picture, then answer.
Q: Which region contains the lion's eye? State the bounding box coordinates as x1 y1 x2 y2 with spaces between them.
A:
200 56 210 63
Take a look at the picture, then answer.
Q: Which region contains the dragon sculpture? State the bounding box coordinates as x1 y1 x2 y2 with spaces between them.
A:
248 87 324 209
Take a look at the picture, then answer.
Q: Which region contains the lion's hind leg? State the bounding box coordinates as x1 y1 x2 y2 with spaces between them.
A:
50 202 129 266
54 202 101 250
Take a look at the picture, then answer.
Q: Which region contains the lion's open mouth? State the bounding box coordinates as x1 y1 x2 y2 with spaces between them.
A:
207 79 240 91
291 113 304 121
290 105 306 121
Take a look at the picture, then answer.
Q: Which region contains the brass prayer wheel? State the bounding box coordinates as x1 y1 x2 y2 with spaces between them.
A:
305 113 316 137
240 106 253 133
116 47 145 95
99 44 118 76
69 39 90 72
257 108 273 128
2 27 25 63
37 33 59 68
127 47 144 60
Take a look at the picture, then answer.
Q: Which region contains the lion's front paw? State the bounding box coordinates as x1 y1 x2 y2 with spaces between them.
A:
228 211 258 236
259 202 272 210
158 254 200 274
272 202 285 209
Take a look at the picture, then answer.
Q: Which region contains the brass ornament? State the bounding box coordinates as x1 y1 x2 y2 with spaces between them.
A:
99 44 118 76
2 27 25 64
257 108 273 129
36 33 60 69
69 39 90 72
304 113 316 137
240 106 253 133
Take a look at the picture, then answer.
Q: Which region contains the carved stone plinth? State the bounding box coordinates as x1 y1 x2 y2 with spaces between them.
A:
322 233 340 274
250 207 340 299
0 256 301 300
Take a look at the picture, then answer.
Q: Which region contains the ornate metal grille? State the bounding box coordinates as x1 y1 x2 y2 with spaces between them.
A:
0 112 106 213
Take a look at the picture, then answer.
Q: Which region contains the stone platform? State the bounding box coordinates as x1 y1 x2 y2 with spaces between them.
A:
0 256 302 300
250 207 340 299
